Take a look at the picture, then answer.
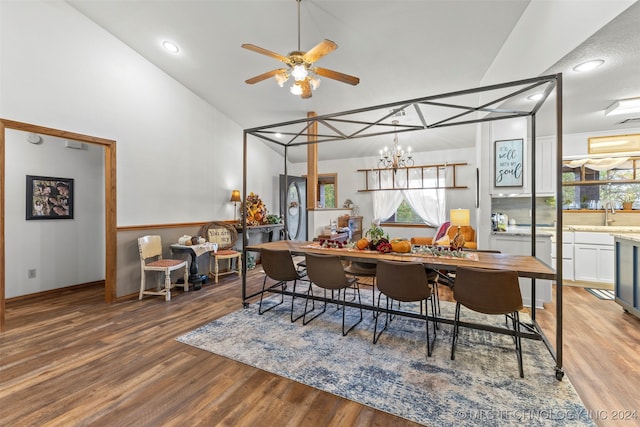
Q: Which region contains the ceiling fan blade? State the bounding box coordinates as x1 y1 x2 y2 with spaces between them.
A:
245 68 287 85
300 79 312 99
303 39 338 63
314 67 360 86
241 43 290 64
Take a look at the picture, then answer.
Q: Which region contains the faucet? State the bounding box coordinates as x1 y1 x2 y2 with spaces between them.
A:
603 200 616 226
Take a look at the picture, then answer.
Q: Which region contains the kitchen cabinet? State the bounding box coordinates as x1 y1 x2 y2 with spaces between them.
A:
550 231 574 281
490 233 552 308
614 235 640 319
534 138 556 196
573 232 614 283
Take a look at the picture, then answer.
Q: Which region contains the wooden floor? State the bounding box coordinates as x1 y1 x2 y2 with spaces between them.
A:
1 269 638 427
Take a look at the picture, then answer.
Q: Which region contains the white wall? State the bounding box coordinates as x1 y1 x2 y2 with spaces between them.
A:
5 130 105 298
1 1 282 297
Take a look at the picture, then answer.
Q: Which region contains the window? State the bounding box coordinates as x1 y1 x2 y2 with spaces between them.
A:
383 199 423 224
317 174 336 208
561 161 639 209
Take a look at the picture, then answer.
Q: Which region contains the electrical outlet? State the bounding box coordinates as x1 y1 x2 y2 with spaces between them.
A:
28 269 36 279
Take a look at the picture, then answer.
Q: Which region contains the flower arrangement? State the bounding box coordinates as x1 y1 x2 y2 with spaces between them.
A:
364 223 390 252
245 192 268 225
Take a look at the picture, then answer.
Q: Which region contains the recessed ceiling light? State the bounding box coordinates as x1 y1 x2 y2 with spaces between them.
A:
572 59 604 72
275 132 282 138
162 40 180 54
527 93 543 101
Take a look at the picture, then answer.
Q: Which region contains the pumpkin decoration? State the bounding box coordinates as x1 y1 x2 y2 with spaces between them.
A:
390 239 412 253
355 238 370 250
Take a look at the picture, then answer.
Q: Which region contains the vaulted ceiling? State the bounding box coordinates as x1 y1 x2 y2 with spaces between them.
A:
67 0 640 162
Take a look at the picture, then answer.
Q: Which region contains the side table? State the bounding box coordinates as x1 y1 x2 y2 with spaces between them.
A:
170 243 216 289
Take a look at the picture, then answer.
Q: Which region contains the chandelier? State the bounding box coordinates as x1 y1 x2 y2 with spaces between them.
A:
378 120 414 169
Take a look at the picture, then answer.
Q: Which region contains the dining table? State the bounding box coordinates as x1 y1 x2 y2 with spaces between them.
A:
243 240 556 339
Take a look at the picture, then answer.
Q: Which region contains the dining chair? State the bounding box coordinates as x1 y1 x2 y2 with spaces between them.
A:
138 235 189 301
260 248 312 322
373 260 437 357
451 266 525 378
200 222 242 283
343 261 377 305
303 253 363 336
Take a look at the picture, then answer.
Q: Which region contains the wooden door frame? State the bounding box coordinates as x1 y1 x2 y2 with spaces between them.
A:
0 119 117 332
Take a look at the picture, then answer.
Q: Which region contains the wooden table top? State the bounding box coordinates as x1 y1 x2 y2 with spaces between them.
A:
246 240 556 280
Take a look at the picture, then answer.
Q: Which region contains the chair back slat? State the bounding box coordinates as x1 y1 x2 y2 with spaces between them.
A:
138 235 162 260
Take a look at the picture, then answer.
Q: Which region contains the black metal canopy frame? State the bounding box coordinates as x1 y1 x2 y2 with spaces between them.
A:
242 73 565 380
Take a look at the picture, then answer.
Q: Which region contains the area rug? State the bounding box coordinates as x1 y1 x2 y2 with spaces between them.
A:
177 288 594 426
585 288 615 300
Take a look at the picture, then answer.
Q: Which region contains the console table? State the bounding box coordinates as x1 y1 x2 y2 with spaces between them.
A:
170 243 216 289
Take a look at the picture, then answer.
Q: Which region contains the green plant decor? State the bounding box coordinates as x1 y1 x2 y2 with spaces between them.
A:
621 192 637 204
364 223 389 250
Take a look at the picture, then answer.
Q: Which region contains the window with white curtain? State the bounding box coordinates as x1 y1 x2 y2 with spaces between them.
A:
375 166 448 227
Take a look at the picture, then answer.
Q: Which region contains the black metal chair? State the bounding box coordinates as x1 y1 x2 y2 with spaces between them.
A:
259 248 312 322
451 266 525 378
303 253 363 336
373 260 437 357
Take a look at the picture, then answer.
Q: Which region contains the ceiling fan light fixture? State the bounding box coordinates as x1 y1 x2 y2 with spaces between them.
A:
291 64 308 81
275 71 289 87
290 83 303 96
309 75 320 90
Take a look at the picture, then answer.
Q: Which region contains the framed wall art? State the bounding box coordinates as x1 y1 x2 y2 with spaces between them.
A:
494 139 523 187
26 175 74 220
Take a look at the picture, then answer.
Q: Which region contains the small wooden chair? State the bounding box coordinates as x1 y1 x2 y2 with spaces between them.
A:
200 222 242 283
138 235 189 301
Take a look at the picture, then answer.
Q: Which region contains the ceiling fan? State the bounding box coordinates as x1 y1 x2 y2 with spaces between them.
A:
242 0 360 99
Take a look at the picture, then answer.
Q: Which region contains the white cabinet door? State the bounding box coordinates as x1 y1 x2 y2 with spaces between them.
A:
573 232 614 284
574 244 599 282
598 246 615 283
534 138 556 196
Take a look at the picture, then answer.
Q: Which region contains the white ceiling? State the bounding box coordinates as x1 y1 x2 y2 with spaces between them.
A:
66 0 640 162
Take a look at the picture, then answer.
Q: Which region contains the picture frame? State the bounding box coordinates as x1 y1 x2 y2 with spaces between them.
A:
26 175 74 220
494 139 524 187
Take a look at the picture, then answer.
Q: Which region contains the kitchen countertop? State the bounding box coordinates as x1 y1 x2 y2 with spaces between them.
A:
491 225 640 239
491 226 554 237
611 233 640 243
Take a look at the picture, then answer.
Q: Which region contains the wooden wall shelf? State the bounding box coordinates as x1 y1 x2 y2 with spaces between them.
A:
357 162 468 192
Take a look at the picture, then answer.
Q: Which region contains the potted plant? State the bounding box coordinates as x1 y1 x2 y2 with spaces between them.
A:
621 192 637 210
364 223 389 251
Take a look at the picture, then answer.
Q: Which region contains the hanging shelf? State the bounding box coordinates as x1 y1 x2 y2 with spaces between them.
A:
357 162 468 192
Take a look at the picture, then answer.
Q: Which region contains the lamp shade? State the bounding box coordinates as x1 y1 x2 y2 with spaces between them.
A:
230 190 241 203
450 209 470 227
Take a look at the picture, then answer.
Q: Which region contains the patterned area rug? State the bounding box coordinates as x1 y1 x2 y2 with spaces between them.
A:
177 287 594 426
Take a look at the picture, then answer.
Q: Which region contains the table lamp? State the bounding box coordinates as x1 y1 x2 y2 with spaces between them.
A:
230 190 241 221
450 208 470 250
